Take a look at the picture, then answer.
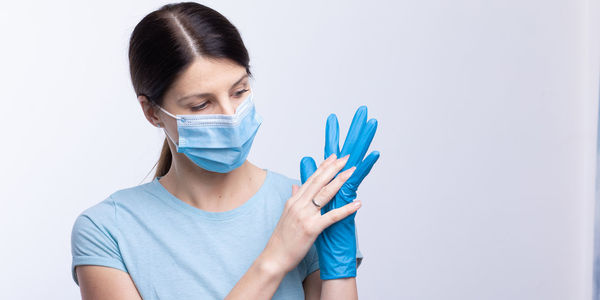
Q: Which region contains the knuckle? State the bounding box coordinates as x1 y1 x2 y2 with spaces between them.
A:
335 174 350 185
311 167 321 176
344 167 355 178
284 198 293 209
320 185 332 197
300 220 315 236
328 212 341 223
313 172 325 184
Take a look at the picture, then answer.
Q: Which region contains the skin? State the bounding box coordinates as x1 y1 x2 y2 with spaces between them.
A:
76 57 361 300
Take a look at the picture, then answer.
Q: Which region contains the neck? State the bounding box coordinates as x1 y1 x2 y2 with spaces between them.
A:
158 150 266 212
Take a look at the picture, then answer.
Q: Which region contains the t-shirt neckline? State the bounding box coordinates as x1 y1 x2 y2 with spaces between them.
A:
146 168 271 221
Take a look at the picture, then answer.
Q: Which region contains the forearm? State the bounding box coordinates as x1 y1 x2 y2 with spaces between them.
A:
225 251 286 300
320 277 357 300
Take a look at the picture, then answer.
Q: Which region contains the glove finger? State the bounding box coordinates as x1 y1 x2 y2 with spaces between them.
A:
323 114 340 159
300 156 318 184
339 106 367 158
345 150 380 189
347 118 378 170
324 114 341 160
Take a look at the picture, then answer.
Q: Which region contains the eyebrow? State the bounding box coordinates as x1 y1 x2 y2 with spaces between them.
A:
176 74 249 103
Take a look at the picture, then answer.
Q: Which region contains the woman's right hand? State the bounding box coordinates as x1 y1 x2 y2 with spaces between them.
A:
260 153 360 275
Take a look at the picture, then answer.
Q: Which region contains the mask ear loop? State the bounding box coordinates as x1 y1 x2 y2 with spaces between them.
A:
158 106 182 120
162 127 179 149
155 105 181 149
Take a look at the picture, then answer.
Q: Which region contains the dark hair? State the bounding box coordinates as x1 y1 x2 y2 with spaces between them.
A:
128 2 253 180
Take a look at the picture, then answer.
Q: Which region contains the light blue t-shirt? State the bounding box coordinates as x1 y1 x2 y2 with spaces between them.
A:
70 169 362 299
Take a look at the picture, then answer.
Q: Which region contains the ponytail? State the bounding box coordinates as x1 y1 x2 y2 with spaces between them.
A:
154 138 172 179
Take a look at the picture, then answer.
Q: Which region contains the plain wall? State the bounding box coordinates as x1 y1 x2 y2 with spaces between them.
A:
0 0 598 299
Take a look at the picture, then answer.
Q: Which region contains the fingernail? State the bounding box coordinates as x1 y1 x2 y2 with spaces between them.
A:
342 154 350 160
353 201 361 208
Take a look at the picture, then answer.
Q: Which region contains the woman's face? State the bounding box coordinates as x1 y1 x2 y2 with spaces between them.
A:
139 57 252 143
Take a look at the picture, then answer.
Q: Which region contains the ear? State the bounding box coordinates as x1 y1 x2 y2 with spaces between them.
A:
138 95 162 128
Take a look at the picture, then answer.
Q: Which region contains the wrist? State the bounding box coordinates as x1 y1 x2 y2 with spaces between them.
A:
316 245 357 280
316 225 358 280
256 249 287 280
318 258 357 280
321 271 357 280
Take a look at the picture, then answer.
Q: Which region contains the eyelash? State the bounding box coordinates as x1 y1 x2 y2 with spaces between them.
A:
190 89 249 111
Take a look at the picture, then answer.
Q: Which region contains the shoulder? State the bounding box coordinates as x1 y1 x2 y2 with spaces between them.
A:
267 169 302 186
71 181 157 242
74 182 152 223
72 195 117 232
265 169 302 197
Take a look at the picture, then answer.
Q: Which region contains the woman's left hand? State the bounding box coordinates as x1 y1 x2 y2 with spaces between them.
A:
300 105 380 280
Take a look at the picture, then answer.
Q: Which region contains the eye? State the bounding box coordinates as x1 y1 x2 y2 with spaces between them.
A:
190 102 208 112
235 89 249 97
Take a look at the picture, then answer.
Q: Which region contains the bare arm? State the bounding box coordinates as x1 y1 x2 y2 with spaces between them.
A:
224 250 287 299
303 270 322 300
302 259 361 300
76 248 288 300
75 255 288 300
321 277 358 300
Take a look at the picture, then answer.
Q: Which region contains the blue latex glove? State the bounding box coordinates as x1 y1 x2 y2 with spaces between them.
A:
300 105 380 280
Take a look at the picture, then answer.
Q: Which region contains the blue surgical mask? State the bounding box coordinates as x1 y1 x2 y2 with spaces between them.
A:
158 91 262 173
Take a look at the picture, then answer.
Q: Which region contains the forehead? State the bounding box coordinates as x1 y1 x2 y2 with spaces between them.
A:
167 57 247 97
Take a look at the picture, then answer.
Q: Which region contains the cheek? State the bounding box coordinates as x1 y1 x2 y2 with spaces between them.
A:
160 118 180 141
162 116 177 128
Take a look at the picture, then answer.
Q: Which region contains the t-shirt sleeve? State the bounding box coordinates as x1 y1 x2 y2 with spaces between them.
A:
70 197 127 286
299 242 320 280
356 225 364 269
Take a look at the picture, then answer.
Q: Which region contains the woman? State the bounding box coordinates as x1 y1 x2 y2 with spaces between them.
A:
70 2 378 299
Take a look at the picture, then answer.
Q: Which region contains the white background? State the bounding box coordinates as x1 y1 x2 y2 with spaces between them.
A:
0 0 598 299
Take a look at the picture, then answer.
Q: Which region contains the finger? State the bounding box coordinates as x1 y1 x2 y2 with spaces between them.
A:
311 165 356 209
292 184 300 196
305 153 337 184
296 153 337 199
300 154 350 204
346 150 380 190
325 114 340 160
339 106 367 158
318 199 362 229
321 153 337 167
346 118 378 171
